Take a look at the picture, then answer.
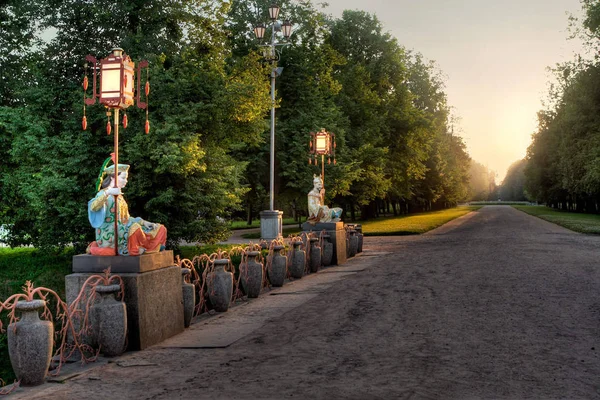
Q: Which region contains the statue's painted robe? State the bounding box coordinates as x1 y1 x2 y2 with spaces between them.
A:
307 190 342 223
87 190 166 256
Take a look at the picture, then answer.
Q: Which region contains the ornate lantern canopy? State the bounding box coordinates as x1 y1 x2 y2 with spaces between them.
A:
99 48 135 109
83 48 150 134
254 23 266 40
281 20 293 39
309 129 336 192
269 3 280 20
309 129 336 165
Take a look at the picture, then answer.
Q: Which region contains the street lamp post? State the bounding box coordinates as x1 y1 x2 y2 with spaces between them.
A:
253 4 292 242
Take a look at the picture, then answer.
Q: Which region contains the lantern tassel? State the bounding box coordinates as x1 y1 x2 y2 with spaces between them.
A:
82 67 87 131
106 120 111 135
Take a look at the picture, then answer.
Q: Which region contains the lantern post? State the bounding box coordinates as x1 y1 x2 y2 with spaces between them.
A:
83 48 150 255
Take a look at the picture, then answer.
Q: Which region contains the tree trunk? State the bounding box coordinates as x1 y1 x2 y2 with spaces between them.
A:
246 204 253 226
291 199 297 222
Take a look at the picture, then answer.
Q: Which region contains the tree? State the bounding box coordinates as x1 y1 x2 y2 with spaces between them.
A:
0 0 271 249
468 161 496 201
499 159 528 201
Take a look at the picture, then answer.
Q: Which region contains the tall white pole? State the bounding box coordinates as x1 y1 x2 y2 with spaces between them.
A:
269 26 276 212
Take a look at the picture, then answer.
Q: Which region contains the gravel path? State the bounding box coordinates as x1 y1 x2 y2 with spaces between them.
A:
13 206 600 399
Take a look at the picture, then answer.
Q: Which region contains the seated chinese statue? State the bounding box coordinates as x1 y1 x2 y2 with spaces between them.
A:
87 156 167 256
307 174 342 224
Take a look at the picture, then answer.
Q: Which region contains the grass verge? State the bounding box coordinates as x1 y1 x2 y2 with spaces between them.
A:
230 217 299 230
241 227 301 239
361 206 481 235
241 206 481 238
513 205 600 234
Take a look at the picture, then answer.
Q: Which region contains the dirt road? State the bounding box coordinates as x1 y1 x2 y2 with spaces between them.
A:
12 206 600 399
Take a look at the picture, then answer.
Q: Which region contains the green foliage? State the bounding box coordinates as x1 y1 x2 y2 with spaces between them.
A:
469 161 496 201
1 0 473 247
525 64 600 210
525 3 600 213
0 0 271 248
499 159 529 201
0 330 11 384
0 248 74 300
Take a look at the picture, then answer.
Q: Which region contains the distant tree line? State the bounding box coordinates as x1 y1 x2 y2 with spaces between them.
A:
0 0 472 250
499 159 528 202
524 0 600 212
468 161 498 201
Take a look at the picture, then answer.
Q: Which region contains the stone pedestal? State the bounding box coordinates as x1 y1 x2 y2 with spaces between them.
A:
302 222 346 265
260 210 283 242
66 251 184 351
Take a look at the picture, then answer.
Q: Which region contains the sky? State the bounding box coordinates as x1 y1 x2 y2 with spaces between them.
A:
320 0 587 181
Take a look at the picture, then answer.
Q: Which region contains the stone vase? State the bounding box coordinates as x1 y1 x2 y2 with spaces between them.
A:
348 229 358 257
356 225 364 253
269 245 287 287
208 259 233 312
181 268 195 328
289 241 305 279
241 251 263 298
91 284 127 357
321 234 334 266
309 237 321 273
7 300 53 386
346 235 351 258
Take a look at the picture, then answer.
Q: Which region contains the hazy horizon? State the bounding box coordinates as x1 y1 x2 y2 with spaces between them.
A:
320 0 586 182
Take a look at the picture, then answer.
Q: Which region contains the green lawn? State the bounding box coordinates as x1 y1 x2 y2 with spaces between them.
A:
513 205 600 234
361 206 481 235
230 217 299 230
241 226 302 239
241 206 481 239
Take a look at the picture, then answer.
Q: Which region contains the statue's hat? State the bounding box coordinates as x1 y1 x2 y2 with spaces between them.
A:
95 153 130 191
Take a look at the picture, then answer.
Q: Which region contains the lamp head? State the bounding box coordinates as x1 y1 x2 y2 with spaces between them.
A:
282 20 292 38
253 23 266 40
269 3 280 20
